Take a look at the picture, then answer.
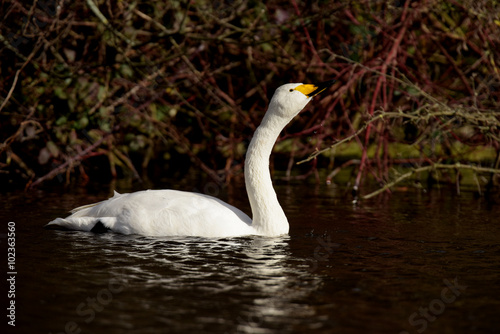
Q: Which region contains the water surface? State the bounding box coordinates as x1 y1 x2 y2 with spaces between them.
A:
2 179 499 334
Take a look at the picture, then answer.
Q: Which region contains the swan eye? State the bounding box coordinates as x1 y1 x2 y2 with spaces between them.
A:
289 89 294 92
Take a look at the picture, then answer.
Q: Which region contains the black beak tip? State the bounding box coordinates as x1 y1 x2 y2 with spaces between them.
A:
321 79 336 86
307 79 336 97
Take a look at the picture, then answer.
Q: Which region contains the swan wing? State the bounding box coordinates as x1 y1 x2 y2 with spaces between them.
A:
46 190 255 237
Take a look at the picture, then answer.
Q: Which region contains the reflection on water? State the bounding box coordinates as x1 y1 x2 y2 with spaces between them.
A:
1 180 499 333
32 233 323 334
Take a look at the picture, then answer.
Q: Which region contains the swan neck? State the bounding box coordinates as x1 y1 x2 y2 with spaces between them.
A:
244 114 289 236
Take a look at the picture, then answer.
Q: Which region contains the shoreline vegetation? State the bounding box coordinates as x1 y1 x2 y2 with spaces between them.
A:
1 0 499 198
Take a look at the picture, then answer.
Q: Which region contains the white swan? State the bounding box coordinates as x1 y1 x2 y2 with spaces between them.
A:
46 80 334 237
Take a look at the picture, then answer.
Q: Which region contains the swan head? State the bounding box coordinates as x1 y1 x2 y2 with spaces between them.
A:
267 80 335 121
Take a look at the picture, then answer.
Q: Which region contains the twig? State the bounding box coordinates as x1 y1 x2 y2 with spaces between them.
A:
355 5 409 192
290 0 323 64
85 0 135 46
0 69 21 113
298 50 500 165
297 104 499 165
320 50 449 109
0 40 40 112
297 110 405 164
0 118 39 156
362 163 500 199
28 133 110 188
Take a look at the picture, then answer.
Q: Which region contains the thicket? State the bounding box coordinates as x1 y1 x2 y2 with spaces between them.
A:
1 0 499 197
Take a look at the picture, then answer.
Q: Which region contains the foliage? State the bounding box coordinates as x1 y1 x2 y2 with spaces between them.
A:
1 0 499 196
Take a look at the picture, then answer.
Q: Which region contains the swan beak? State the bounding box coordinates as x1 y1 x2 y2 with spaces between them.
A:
294 79 336 98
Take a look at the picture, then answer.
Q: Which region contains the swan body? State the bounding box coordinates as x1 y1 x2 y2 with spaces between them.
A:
46 81 334 237
49 190 254 237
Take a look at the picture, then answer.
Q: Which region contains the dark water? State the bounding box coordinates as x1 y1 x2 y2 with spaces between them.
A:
1 178 499 334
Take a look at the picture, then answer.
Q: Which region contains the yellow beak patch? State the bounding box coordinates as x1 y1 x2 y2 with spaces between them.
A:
294 84 320 96
294 80 335 98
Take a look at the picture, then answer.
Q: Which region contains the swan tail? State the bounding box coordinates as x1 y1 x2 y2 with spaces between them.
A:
70 191 122 214
45 217 117 233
